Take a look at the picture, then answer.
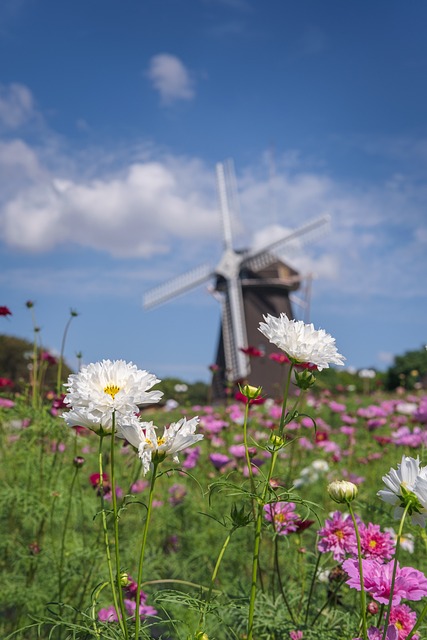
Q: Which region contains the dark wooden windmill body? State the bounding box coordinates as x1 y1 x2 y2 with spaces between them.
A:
143 160 329 402
212 257 301 400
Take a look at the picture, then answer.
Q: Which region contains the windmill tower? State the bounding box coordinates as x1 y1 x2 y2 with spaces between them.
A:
143 160 329 400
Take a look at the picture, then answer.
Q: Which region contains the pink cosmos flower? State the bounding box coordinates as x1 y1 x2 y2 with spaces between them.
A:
264 502 300 535
389 603 418 640
343 558 427 605
317 511 357 561
289 632 303 640
359 523 395 561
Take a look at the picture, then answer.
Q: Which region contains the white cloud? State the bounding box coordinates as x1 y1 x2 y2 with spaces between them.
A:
0 83 35 129
147 54 195 105
0 152 219 257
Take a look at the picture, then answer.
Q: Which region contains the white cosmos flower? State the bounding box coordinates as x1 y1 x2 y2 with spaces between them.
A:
120 416 203 475
258 313 345 371
63 359 163 434
378 455 427 526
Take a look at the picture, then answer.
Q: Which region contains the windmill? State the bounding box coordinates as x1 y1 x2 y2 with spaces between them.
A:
143 160 329 399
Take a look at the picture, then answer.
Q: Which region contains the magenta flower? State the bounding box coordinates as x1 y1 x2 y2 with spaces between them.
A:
359 523 395 561
353 626 398 640
0 306 12 317
343 558 427 605
264 502 300 535
168 483 187 506
317 511 357 561
389 604 418 640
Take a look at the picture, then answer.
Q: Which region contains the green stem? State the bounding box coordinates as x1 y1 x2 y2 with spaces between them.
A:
91 581 110 638
348 501 368 640
199 528 235 630
304 549 321 625
407 600 427 639
110 414 129 637
278 365 294 437
98 434 125 637
242 400 257 503
381 502 411 640
56 314 73 396
58 465 79 603
135 462 159 639
247 449 279 640
274 535 295 624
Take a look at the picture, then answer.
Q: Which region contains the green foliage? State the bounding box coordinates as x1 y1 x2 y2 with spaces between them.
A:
0 334 73 394
385 344 427 390
1 386 427 640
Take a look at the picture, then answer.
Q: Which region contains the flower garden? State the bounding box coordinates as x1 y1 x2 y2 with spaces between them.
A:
1 306 427 640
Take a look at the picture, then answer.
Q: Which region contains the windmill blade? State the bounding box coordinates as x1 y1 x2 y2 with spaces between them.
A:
143 263 214 310
221 275 250 382
243 214 330 273
216 161 236 251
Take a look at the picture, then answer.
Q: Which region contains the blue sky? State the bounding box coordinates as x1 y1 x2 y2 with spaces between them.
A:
0 0 426 383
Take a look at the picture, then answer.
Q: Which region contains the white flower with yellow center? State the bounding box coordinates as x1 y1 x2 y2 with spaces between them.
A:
258 313 345 371
63 359 163 434
120 416 203 475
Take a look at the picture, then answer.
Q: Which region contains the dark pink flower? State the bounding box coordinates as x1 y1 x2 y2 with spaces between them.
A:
240 345 264 357
389 604 417 640
0 306 12 317
264 502 300 535
269 352 291 365
317 511 357 561
359 523 395 561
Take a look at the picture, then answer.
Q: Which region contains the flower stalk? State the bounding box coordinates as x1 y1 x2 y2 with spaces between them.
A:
135 461 159 639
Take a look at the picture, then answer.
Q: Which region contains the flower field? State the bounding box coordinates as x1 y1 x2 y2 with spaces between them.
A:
1 310 427 639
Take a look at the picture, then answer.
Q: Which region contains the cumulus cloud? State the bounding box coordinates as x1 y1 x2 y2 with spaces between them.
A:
0 83 35 129
147 53 195 105
0 149 219 257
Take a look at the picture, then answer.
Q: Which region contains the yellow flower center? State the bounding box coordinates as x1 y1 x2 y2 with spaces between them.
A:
145 436 166 450
369 540 377 549
104 384 121 399
335 530 344 540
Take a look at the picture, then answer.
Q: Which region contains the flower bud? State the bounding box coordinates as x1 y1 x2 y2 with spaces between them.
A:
294 368 316 390
73 456 85 468
120 572 130 587
367 601 379 615
239 383 263 400
327 480 358 503
269 434 285 448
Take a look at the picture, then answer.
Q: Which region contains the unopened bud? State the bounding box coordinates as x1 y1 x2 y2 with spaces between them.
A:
120 572 130 587
327 480 358 504
367 601 379 615
294 368 316 390
239 384 263 400
73 456 85 468
269 434 285 448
